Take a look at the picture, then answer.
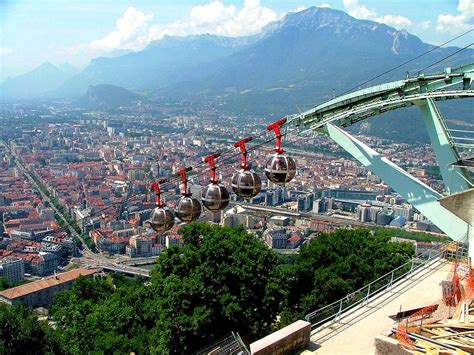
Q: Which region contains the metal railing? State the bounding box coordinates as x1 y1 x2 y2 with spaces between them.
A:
305 238 469 330
194 332 250 355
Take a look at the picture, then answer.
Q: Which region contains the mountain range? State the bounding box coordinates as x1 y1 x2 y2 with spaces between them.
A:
1 62 72 99
1 7 472 141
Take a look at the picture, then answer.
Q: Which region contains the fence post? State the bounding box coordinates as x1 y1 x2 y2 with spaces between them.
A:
366 284 371 305
337 299 343 323
389 270 394 291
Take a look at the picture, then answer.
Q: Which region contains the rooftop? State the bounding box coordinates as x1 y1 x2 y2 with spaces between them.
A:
0 267 97 300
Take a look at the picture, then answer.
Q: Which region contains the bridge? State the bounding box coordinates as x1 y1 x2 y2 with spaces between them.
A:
71 255 151 278
117 256 159 266
99 264 150 278
287 62 474 256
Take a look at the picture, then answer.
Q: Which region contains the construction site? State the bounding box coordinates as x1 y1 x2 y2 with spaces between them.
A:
295 241 474 355
389 245 474 354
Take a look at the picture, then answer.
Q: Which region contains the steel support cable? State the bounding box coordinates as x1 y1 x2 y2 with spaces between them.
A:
294 56 474 128
419 42 474 73
28 31 474 238
301 90 474 130
33 128 298 237
157 31 474 191
36 120 309 239
90 30 474 196
338 28 473 97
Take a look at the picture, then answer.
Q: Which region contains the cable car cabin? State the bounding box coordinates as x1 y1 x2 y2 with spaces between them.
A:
264 118 297 185
148 206 175 232
201 153 230 212
202 183 230 211
265 153 296 184
148 180 175 232
175 167 202 222
176 196 201 222
231 137 262 199
232 169 261 198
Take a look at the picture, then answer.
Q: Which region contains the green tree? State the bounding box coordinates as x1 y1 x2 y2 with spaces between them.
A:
45 225 416 354
0 303 59 354
372 226 450 243
279 228 415 322
0 277 10 291
148 223 284 353
50 275 159 354
0 277 30 291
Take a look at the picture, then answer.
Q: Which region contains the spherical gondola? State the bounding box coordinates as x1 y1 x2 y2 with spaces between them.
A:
175 167 202 222
264 153 296 184
264 118 296 185
231 137 261 199
148 180 175 232
201 153 230 211
149 206 175 232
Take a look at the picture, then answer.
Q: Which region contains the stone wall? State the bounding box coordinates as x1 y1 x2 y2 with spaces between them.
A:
250 320 311 355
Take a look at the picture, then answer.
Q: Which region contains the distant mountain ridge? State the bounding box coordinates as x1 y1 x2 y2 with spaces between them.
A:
167 8 472 119
57 34 258 97
62 7 473 109
0 62 72 99
2 7 473 141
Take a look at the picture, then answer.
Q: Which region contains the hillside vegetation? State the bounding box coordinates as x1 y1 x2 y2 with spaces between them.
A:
0 224 415 354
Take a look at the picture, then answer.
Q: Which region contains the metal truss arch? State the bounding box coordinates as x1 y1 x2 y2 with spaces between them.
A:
287 62 474 253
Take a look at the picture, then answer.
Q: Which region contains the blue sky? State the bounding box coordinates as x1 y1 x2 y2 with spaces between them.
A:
1 0 473 80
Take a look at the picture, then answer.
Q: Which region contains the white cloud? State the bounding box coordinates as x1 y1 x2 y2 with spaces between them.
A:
207 0 278 37
436 14 472 33
343 0 416 30
436 0 474 34
343 0 375 19
289 6 307 13
375 15 412 29
92 1 279 53
317 4 331 8
0 47 13 56
91 7 153 52
190 1 236 24
420 20 431 30
458 0 474 17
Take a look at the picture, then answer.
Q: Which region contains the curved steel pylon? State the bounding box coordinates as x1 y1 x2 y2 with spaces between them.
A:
287 62 474 255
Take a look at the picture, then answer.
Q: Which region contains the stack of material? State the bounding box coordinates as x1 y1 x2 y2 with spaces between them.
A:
393 316 474 354
391 258 474 354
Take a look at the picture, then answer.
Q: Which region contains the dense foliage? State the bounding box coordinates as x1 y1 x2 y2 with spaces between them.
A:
279 229 415 322
0 303 58 354
49 224 283 353
372 226 450 243
149 224 283 352
49 275 152 353
4 224 416 354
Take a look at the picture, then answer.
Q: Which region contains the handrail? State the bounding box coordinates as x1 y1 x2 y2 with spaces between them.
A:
304 237 469 330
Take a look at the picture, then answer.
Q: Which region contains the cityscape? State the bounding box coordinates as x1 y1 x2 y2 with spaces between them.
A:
0 101 446 272
0 1 473 354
